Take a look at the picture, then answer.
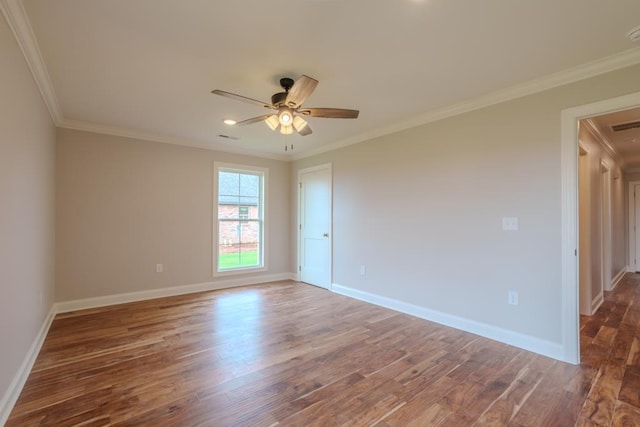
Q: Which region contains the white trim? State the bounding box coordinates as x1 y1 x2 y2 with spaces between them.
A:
60 119 290 162
628 181 640 272
55 273 295 313
582 119 624 170
0 0 62 124
212 162 269 277
610 268 627 291
561 90 640 365
591 292 604 314
561 109 580 363
0 306 56 426
600 164 612 291
293 47 640 161
3 0 640 162
332 283 564 362
297 163 333 289
577 139 592 316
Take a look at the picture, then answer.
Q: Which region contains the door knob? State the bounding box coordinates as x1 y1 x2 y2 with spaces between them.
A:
323 233 329 237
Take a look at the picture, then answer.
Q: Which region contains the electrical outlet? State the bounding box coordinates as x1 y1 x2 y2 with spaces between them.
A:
359 265 366 276
502 217 519 231
156 263 163 273
508 290 519 306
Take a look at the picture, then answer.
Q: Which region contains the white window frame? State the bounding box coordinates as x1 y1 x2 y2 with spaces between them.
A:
213 162 268 276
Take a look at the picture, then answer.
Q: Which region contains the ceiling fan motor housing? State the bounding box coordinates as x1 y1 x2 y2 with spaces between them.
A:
271 92 287 107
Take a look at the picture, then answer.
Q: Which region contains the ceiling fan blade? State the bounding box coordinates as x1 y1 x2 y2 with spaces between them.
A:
285 75 318 108
211 90 275 110
297 124 312 136
235 114 273 126
298 108 359 119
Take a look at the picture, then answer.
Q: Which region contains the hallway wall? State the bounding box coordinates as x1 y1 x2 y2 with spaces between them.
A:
578 123 626 314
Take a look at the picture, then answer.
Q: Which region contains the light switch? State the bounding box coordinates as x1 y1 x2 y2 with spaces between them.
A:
502 217 518 231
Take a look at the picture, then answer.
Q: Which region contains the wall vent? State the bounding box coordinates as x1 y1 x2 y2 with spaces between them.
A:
611 121 640 132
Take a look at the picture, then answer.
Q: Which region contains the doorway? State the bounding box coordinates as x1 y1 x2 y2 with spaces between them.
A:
562 91 640 364
298 164 332 289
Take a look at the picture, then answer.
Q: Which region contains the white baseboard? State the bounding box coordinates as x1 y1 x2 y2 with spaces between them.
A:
331 283 565 362
56 273 296 313
611 267 627 291
0 305 56 426
592 292 604 314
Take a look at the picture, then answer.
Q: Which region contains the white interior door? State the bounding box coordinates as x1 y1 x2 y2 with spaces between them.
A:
299 165 332 289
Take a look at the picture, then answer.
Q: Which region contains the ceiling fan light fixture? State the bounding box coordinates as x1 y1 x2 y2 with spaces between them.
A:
280 124 293 135
265 114 279 131
223 119 237 125
293 116 308 132
279 108 293 126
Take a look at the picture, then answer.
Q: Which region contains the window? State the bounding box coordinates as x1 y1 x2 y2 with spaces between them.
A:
214 163 266 273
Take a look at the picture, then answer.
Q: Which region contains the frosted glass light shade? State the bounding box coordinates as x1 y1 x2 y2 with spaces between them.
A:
264 115 279 131
280 125 293 135
293 116 308 132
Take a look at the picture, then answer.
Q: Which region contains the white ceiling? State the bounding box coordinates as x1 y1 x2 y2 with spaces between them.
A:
8 0 640 160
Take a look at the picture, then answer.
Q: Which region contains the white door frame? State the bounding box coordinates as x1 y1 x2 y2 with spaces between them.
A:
600 161 612 293
297 163 333 287
561 90 640 364
578 141 592 315
629 181 640 273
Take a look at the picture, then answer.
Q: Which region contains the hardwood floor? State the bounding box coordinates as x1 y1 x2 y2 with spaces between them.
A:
6 277 640 426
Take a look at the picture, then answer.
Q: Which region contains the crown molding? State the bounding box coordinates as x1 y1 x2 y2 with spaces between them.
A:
292 47 640 161
5 0 640 162
59 119 290 161
0 0 62 124
581 118 626 170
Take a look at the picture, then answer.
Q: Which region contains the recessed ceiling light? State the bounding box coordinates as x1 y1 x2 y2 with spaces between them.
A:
628 26 640 42
223 119 237 125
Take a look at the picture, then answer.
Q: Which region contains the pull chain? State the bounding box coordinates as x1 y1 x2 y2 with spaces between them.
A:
284 134 293 152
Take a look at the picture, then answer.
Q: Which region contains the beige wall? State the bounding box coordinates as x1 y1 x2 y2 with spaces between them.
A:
55 129 291 301
292 64 640 346
0 13 56 410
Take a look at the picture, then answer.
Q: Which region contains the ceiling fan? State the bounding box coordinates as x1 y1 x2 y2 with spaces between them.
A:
211 75 359 136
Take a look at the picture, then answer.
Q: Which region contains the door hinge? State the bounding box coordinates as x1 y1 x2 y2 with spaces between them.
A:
575 249 577 256
299 182 302 188
298 265 301 272
299 224 302 230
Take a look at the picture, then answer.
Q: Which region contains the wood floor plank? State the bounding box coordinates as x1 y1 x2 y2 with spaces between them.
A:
7 276 640 426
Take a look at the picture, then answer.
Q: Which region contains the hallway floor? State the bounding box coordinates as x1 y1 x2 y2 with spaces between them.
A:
578 272 640 425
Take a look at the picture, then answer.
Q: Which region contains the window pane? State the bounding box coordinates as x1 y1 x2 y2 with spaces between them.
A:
218 221 259 269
